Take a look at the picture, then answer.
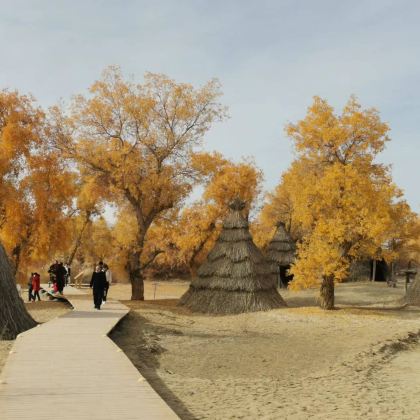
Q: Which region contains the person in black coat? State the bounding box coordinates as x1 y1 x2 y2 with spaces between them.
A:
90 262 106 310
55 262 67 294
48 260 59 288
64 263 71 286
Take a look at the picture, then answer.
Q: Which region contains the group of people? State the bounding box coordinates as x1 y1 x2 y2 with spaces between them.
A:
25 260 112 309
28 272 41 302
48 260 71 294
25 260 71 302
90 261 112 310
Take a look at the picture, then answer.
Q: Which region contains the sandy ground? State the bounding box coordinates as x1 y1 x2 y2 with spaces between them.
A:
0 341 13 375
110 280 420 420
24 300 72 323
107 280 190 301
0 296 71 375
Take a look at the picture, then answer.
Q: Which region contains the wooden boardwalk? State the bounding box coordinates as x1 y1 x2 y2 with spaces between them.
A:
0 286 178 419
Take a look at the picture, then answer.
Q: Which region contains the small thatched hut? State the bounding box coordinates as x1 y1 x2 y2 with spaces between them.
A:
347 260 371 282
265 222 296 288
347 259 389 282
404 270 420 305
179 199 286 314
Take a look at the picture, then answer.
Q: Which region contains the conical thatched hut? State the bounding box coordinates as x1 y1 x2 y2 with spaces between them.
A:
404 270 419 305
179 199 286 314
265 222 296 288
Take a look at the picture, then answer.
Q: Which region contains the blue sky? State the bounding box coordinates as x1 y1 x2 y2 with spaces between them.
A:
1 0 419 211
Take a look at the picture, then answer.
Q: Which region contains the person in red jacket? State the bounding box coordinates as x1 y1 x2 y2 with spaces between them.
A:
32 272 41 301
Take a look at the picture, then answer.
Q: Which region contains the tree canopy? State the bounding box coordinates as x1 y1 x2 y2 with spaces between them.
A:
1 74 419 311
0 90 75 281
259 96 418 308
52 67 227 299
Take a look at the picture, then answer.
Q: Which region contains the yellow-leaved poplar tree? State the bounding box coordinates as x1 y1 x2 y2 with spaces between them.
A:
0 90 76 280
53 67 226 299
284 96 414 309
110 153 264 278
0 90 39 336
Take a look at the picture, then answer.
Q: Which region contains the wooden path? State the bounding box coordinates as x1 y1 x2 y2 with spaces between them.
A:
0 286 178 419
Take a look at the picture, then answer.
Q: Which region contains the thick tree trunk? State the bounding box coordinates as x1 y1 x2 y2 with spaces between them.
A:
0 243 37 339
131 275 144 301
320 275 335 310
371 259 377 282
128 250 144 300
124 196 152 301
189 265 198 279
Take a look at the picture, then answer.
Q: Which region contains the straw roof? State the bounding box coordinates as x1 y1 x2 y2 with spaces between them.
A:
405 271 420 305
347 260 371 282
265 222 296 266
179 198 286 314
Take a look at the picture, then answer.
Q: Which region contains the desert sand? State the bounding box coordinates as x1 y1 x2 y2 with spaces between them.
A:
0 299 71 375
108 280 190 301
0 341 12 374
3 281 420 419
110 280 420 419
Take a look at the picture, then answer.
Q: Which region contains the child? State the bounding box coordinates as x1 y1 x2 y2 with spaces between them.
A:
52 281 59 294
32 272 41 301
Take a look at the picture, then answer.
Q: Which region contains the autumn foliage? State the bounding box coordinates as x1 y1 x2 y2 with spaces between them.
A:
0 91 75 282
52 67 227 299
1 72 419 309
258 97 419 308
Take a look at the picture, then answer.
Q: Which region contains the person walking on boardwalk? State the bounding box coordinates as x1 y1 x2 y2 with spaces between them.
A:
48 260 59 287
90 261 107 310
103 263 112 304
64 262 71 286
27 273 34 302
32 272 41 301
55 262 67 294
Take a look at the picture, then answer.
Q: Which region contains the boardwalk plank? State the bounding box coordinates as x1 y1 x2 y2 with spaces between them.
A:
0 286 178 420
